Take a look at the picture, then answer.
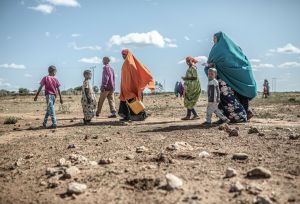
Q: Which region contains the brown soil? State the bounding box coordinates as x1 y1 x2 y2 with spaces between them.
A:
0 93 299 204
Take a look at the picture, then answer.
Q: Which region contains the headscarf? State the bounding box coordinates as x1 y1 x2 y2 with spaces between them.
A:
207 32 257 99
186 56 198 64
119 49 155 101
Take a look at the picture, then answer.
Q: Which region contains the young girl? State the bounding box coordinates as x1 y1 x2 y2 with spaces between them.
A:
81 70 96 124
34 65 63 129
181 56 201 120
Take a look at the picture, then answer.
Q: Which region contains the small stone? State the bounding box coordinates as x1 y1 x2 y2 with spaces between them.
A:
289 133 300 140
67 182 87 194
199 151 210 158
69 154 88 164
166 173 183 190
58 158 66 166
98 158 114 165
15 158 24 167
246 183 262 195
136 146 148 153
229 181 245 192
166 141 193 151
247 167 272 179
92 135 98 139
47 179 59 189
258 132 265 136
125 154 135 160
67 144 76 149
229 129 239 137
64 166 80 179
103 137 111 142
225 167 237 178
40 181 47 186
25 154 34 159
70 119 74 122
248 127 259 134
232 153 249 160
46 167 63 176
254 195 273 204
287 196 296 202
89 161 98 166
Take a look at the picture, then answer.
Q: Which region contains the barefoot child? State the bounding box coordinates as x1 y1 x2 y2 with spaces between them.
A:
81 70 96 124
204 68 230 125
34 65 63 128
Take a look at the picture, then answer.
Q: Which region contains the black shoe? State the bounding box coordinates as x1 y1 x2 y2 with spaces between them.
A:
108 114 117 118
119 117 131 122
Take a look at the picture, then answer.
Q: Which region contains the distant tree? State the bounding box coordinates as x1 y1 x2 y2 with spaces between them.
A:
18 88 30 95
155 81 164 92
74 86 82 92
93 86 99 93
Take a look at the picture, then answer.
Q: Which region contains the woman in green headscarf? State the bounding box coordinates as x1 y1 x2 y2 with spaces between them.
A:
181 56 201 120
205 32 257 122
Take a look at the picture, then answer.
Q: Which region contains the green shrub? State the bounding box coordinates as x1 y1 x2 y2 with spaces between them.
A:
4 116 18 124
288 97 296 102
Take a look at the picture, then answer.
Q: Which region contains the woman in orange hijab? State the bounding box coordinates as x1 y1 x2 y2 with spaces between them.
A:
118 49 155 121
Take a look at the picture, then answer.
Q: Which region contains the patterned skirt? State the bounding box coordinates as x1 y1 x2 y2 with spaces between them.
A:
81 97 96 121
218 80 247 123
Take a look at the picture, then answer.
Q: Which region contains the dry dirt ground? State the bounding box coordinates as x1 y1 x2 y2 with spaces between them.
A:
0 93 299 204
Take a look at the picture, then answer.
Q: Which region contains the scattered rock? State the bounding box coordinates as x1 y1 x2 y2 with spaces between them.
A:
67 144 76 149
248 127 259 134
229 129 239 137
92 135 98 139
103 137 111 142
47 179 59 189
225 167 237 178
46 167 63 177
246 183 262 195
229 181 245 193
125 154 135 160
219 124 231 132
254 195 273 204
247 167 271 179
40 181 47 186
289 133 300 140
98 158 114 165
166 141 193 151
258 132 265 136
136 146 148 153
69 154 88 164
152 153 174 164
89 161 98 166
15 158 24 167
70 119 74 122
232 153 249 160
58 158 66 166
287 196 296 203
63 166 80 179
199 151 210 158
183 196 201 202
25 154 34 159
166 173 183 190
67 182 87 194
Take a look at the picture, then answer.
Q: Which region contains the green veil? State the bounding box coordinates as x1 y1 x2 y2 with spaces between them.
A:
207 32 257 99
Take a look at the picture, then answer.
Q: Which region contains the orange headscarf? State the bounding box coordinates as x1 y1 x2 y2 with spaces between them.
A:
186 56 198 64
119 49 155 101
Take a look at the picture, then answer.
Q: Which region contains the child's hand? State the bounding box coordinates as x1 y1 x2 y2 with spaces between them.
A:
60 99 63 104
34 96 38 101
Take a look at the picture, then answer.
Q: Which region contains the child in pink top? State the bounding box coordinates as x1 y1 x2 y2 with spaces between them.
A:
34 65 63 128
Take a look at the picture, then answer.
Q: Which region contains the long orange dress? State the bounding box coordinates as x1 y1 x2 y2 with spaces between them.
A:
119 49 155 102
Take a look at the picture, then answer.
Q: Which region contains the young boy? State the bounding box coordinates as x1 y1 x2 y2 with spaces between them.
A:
34 65 63 128
95 57 117 118
204 68 230 125
82 70 96 124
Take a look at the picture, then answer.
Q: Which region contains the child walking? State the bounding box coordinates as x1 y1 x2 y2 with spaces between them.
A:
81 70 96 124
34 65 63 129
204 68 230 125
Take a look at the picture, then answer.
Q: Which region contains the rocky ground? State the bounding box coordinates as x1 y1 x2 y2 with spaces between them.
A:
0 93 299 204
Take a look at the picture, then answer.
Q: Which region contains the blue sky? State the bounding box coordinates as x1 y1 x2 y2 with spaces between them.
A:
1 0 300 92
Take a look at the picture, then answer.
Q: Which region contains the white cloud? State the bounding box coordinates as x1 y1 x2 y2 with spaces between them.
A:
78 57 101 64
45 32 50 37
252 63 274 68
249 59 261 63
47 0 80 7
178 56 208 64
269 43 300 54
24 73 32 77
0 63 26 69
28 4 54 14
69 42 101 51
108 30 177 48
278 61 300 68
71 33 80 37
184 36 190 41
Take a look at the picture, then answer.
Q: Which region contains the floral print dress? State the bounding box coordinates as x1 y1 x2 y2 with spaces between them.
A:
81 79 96 121
218 79 247 123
